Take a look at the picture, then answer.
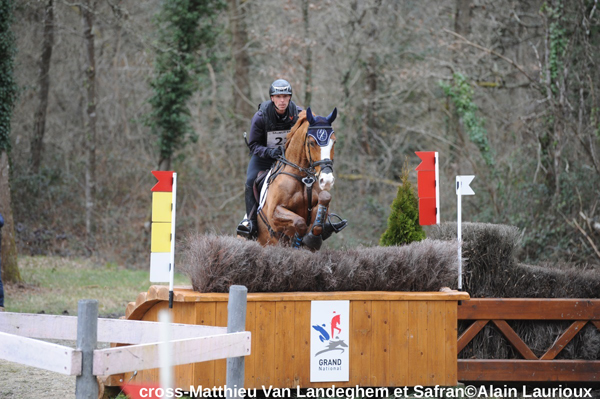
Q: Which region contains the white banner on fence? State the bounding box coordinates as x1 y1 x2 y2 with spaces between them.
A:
310 300 350 382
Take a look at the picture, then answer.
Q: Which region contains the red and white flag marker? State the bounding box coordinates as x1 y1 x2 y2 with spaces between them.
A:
456 175 475 291
150 171 178 308
415 151 440 225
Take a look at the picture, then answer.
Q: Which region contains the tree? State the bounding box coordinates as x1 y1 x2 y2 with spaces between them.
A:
30 0 54 174
148 0 225 171
229 0 253 129
379 161 425 246
0 0 21 283
81 0 97 247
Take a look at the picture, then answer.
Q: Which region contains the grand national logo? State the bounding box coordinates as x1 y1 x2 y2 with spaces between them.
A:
310 301 350 382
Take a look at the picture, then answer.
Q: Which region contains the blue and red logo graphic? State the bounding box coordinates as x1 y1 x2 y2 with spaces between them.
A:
312 311 348 356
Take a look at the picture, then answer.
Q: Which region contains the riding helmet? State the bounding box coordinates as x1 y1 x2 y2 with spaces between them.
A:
269 79 293 97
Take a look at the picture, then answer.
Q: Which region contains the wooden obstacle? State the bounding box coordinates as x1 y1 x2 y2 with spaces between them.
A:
105 285 469 390
457 298 600 382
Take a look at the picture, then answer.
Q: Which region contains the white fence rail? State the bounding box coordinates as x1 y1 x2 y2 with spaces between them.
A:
0 285 249 399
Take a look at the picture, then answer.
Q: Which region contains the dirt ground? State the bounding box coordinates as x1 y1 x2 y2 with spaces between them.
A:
0 340 113 399
0 359 75 399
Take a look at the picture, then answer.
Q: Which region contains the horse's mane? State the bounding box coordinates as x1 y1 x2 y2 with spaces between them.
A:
285 111 308 151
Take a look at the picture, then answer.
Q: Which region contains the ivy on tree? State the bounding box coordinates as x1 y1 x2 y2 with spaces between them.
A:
380 162 426 246
147 0 225 170
0 0 17 153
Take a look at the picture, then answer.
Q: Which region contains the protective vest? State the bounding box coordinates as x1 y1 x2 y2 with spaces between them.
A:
258 100 299 134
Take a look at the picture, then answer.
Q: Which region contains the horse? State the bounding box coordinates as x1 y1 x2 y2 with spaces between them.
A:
256 107 341 249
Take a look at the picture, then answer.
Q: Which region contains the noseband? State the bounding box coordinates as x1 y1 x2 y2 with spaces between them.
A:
305 125 334 175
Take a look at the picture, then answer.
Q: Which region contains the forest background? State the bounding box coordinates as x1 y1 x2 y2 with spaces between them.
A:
2 0 600 278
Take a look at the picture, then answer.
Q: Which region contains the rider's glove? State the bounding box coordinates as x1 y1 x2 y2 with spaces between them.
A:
266 146 283 159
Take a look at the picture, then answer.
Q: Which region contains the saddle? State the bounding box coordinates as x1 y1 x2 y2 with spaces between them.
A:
253 170 269 203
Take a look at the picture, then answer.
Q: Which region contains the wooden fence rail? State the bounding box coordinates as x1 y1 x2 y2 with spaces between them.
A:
457 298 600 382
0 285 250 398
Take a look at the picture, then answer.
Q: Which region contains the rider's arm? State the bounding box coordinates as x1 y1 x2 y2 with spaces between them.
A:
247 112 270 158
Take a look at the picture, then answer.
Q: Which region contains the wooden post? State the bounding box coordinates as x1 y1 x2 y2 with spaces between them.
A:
226 285 247 399
76 299 98 399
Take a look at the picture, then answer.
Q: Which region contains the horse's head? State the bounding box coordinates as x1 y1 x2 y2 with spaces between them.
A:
306 107 337 191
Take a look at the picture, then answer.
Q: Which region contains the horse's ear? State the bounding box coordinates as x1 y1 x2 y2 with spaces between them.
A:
326 108 337 124
306 107 315 125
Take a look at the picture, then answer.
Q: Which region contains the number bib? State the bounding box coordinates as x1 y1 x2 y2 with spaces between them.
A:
267 130 290 148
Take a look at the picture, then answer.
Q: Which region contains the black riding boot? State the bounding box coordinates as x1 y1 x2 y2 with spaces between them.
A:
321 213 348 241
236 185 258 239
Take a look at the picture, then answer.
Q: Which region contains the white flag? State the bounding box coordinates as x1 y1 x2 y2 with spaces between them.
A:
456 175 475 196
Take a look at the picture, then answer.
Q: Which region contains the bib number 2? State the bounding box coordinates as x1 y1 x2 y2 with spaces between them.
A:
267 130 290 148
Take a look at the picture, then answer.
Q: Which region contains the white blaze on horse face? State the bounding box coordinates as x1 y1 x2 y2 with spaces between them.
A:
318 140 335 191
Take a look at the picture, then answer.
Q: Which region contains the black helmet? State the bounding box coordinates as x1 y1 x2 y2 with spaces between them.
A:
269 79 293 97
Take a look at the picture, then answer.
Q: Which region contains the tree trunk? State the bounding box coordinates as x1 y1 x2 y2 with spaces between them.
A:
30 0 54 174
229 0 252 129
82 0 97 248
0 151 21 283
302 0 313 108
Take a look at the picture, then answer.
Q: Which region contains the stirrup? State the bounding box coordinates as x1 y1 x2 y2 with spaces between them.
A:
322 213 348 241
236 219 257 240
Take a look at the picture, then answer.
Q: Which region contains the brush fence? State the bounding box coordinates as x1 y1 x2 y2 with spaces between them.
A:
105 285 469 389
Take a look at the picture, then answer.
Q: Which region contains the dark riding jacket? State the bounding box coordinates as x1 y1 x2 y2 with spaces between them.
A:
247 101 301 159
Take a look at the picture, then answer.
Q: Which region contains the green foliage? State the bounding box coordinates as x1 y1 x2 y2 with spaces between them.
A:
147 0 225 166
379 163 426 246
541 1 567 92
0 0 17 153
440 73 494 168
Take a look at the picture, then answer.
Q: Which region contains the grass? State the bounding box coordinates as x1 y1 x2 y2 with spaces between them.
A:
3 256 190 316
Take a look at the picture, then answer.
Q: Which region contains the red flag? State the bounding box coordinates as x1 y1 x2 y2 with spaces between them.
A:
419 198 437 225
415 151 439 225
415 151 436 171
151 171 174 192
121 383 162 399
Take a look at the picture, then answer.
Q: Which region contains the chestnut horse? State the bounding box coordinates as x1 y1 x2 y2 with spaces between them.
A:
256 107 338 249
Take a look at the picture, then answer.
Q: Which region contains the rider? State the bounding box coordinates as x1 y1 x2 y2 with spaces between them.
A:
236 79 347 240
237 79 300 238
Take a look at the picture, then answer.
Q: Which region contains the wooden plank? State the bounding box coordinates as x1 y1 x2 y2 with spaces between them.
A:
408 301 428 385
458 359 600 382
172 302 196 389
592 320 600 331
254 302 276 388
370 301 390 386
389 301 409 386
193 302 216 388
0 312 225 343
244 302 256 388
458 299 600 320
214 301 229 388
93 332 251 376
541 320 588 360
274 302 295 387
137 300 162 384
140 288 470 303
445 301 458 386
457 320 489 353
427 301 445 385
492 320 538 360
293 301 311 388
351 300 372 386
0 331 81 376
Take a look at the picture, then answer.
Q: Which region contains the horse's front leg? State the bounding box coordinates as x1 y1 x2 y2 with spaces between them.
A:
302 191 332 250
271 205 308 239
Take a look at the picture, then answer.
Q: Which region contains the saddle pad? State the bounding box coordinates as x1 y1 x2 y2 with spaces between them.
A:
257 169 272 213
